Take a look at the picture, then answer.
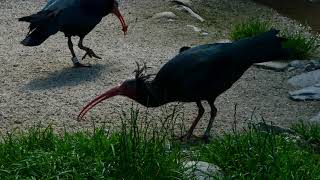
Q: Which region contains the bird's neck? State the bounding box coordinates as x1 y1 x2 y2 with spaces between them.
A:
135 82 167 107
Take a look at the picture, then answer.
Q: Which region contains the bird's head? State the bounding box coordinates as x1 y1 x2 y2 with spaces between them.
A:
77 63 152 120
111 1 128 35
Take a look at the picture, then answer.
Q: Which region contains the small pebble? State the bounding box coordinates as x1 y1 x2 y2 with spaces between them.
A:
14 120 22 124
152 12 177 19
201 32 209 36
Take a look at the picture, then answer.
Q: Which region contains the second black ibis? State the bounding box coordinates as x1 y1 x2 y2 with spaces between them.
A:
78 29 292 140
19 0 128 67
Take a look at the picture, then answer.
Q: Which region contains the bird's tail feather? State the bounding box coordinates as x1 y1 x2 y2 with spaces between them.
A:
21 27 52 46
19 11 58 46
233 29 293 63
19 10 55 23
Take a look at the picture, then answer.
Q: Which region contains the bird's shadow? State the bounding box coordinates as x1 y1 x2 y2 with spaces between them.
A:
23 64 108 91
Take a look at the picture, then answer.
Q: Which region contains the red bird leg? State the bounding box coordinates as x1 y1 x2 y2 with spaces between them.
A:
78 37 101 60
180 101 204 140
202 100 217 142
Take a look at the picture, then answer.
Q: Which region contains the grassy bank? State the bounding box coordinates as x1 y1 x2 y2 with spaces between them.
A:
0 109 319 179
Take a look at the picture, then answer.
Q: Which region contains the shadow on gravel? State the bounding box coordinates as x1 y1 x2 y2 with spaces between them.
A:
23 64 107 90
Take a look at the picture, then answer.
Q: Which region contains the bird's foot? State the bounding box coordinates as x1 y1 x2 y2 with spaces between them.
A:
73 62 92 68
201 134 211 144
71 57 91 68
82 48 101 60
179 133 195 142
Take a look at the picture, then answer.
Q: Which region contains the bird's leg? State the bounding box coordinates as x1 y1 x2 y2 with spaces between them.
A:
68 37 90 68
78 37 101 60
180 101 204 141
202 100 217 142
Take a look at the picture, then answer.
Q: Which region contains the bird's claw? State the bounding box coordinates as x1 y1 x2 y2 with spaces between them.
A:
201 134 211 144
179 133 193 142
82 49 101 60
177 133 211 143
73 62 92 68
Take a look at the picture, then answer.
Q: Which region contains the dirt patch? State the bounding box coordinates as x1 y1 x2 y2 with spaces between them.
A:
0 0 318 135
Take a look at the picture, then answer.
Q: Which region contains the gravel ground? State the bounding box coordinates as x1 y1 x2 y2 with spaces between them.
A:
0 0 319 135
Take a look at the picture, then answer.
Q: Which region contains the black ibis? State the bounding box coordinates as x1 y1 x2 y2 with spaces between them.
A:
19 0 128 67
78 29 292 140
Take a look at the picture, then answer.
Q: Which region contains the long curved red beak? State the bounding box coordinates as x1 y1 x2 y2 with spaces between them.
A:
77 86 121 121
112 7 128 35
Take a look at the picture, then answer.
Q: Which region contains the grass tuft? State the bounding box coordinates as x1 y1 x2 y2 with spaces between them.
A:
230 19 271 41
282 32 320 59
1 108 320 179
196 123 320 179
292 121 320 148
0 108 185 179
230 19 320 59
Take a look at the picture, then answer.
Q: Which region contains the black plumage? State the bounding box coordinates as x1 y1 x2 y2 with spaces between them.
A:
78 29 292 140
19 0 127 67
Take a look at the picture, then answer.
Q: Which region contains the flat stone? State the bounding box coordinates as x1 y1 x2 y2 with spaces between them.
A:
14 120 22 124
288 67 296 72
289 83 320 101
152 12 177 19
184 161 223 179
288 69 320 88
186 25 201 32
305 60 320 71
254 61 289 71
305 64 313 72
176 5 205 22
216 39 232 43
310 112 320 123
255 122 296 135
201 32 209 36
310 60 320 67
288 60 305 69
172 0 192 7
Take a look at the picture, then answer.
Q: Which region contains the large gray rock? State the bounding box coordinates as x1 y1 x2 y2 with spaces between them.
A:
288 69 320 88
288 60 305 69
184 161 223 180
254 61 289 71
289 83 320 101
310 60 320 69
305 60 320 72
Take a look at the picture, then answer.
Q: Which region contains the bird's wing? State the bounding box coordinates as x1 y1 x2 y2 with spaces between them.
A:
157 43 229 77
42 0 80 11
154 43 246 98
155 43 230 86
